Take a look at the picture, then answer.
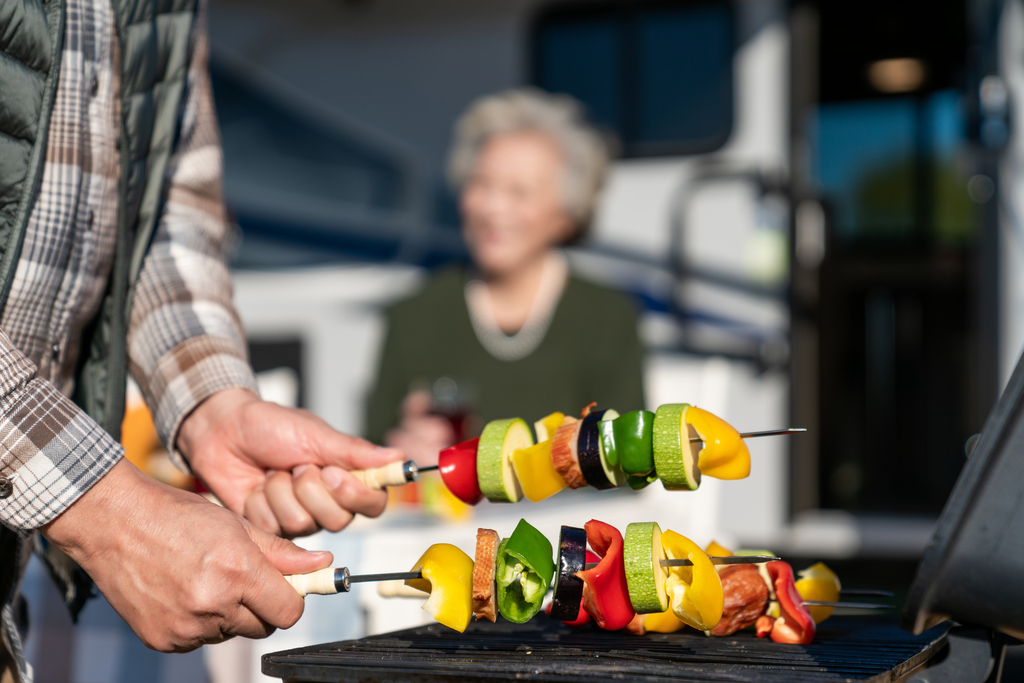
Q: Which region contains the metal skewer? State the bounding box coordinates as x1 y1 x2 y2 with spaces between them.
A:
841 589 894 597
578 556 780 570
803 600 893 609
353 428 807 488
418 431 806 474
288 565 894 612
692 428 807 443
285 567 426 596
292 557 779 595
349 571 423 584
662 555 779 567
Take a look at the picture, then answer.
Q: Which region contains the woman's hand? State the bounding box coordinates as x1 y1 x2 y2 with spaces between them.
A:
384 391 456 469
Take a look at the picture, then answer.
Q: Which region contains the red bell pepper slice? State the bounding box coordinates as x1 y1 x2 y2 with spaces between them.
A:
765 561 816 644
577 520 636 630
438 438 482 505
755 614 775 638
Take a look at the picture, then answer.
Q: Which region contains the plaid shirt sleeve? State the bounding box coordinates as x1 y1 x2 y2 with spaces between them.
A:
0 331 124 529
127 2 258 471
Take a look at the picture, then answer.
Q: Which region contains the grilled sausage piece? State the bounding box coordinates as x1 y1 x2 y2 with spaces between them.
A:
551 417 587 489
473 529 500 622
710 565 770 636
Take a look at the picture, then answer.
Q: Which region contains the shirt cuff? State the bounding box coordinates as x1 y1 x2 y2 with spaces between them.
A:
0 378 124 530
143 335 259 472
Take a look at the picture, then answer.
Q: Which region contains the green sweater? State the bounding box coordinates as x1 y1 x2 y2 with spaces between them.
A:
365 267 645 444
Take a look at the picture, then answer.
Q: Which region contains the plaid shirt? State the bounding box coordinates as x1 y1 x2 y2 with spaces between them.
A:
0 0 257 532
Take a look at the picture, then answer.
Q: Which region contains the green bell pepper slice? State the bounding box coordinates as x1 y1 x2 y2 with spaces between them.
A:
614 410 655 476
626 471 659 490
496 519 555 623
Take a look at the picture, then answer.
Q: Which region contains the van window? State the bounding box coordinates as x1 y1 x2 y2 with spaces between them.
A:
532 1 734 156
814 89 974 245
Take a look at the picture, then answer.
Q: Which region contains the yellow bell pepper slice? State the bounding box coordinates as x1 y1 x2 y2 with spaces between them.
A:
405 543 475 632
534 412 565 442
643 608 687 633
511 439 567 503
795 562 842 624
685 407 751 480
704 540 733 558
644 532 732 633
661 530 724 631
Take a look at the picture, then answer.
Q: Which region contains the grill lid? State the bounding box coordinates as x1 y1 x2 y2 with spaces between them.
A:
902 350 1024 638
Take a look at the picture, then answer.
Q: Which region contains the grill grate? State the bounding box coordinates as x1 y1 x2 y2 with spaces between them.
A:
262 617 948 683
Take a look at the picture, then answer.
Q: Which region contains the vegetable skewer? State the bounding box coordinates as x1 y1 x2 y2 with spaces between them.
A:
285 520 892 645
350 426 806 490
284 556 891 609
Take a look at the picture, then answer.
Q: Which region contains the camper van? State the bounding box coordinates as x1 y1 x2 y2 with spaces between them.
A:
21 1 1024 681
199 0 1024 657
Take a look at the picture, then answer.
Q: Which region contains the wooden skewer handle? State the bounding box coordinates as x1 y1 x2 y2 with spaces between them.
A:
349 460 412 490
285 568 339 597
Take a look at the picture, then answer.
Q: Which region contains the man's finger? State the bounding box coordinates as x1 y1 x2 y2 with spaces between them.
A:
264 471 320 538
320 467 388 518
221 603 275 641
318 430 405 472
292 465 355 533
244 488 283 537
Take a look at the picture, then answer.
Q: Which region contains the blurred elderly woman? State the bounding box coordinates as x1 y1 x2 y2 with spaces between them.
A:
366 89 644 466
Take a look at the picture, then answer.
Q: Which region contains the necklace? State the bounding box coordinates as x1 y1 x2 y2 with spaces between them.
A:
464 251 569 362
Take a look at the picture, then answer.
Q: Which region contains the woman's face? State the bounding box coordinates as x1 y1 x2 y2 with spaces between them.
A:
461 131 575 277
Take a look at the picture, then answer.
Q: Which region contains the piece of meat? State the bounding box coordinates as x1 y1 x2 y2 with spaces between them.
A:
472 528 500 622
551 417 587 488
710 565 770 636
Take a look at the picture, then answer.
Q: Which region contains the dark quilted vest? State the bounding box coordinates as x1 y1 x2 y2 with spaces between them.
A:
0 0 199 623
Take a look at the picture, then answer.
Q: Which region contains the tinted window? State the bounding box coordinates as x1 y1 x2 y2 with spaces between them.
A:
635 8 732 147
537 20 622 131
814 89 974 244
533 1 734 157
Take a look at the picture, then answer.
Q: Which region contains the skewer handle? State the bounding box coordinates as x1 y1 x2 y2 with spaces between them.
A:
285 568 339 597
285 568 351 596
349 460 418 490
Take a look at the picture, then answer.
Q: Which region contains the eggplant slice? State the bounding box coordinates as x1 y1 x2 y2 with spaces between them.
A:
577 409 622 490
549 525 587 621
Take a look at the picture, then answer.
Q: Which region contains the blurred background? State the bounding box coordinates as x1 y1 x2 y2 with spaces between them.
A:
20 0 1024 680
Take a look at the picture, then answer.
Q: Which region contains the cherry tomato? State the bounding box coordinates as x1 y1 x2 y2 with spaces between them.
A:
438 438 483 505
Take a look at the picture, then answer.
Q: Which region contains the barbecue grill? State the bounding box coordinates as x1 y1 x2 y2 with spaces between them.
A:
263 353 1024 682
263 616 946 682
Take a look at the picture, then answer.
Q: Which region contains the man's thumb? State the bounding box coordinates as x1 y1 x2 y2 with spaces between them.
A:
246 522 333 576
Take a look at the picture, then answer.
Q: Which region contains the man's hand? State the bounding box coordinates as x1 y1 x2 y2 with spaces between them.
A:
177 388 403 538
42 459 332 653
384 390 456 469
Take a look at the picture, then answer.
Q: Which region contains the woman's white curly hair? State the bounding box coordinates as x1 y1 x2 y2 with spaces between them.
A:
448 88 611 238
